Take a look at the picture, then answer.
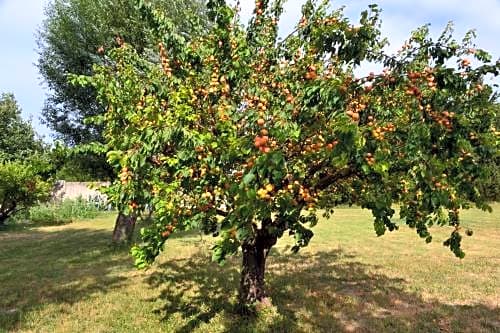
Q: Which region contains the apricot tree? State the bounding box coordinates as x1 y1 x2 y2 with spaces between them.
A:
79 0 499 307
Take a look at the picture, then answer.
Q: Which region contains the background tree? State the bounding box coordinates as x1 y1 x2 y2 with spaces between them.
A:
0 93 44 160
0 160 52 226
0 93 52 226
477 103 500 201
38 0 210 242
49 142 113 181
37 0 209 145
79 0 499 309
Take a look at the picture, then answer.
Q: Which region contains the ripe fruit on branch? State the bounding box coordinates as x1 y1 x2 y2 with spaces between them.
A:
261 146 271 153
299 17 307 28
257 118 265 127
461 58 471 67
365 152 375 165
257 187 272 200
304 71 317 80
326 140 338 151
254 135 269 148
346 110 360 121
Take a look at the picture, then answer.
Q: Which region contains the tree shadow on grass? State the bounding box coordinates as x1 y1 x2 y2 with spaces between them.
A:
0 227 132 331
147 249 500 333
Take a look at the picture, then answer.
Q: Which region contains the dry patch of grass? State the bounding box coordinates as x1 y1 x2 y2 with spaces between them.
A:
0 206 499 332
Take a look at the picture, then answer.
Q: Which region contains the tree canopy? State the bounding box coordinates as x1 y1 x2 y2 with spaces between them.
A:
0 93 51 225
0 160 52 225
79 0 500 307
37 0 209 145
0 93 43 160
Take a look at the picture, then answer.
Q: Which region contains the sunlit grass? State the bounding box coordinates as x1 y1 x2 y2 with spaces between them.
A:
0 206 498 332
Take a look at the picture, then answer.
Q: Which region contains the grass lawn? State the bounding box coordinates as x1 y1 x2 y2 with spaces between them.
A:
0 205 499 332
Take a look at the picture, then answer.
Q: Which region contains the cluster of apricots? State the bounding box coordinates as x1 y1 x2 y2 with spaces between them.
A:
371 122 395 140
255 179 319 209
299 16 308 28
136 94 146 110
406 68 446 95
257 184 274 200
431 175 448 191
297 185 316 207
246 95 269 114
119 167 132 185
254 1 264 14
365 152 376 166
318 16 338 26
208 67 221 94
405 85 422 97
426 75 437 90
346 99 367 122
283 134 338 155
254 126 271 153
158 43 172 77
161 220 177 238
304 65 318 80
427 107 455 131
468 131 479 141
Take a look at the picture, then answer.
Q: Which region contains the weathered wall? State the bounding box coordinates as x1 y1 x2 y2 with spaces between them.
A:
52 181 109 202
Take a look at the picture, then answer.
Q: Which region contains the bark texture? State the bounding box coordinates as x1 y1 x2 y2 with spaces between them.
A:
239 220 277 307
0 202 17 226
112 212 137 243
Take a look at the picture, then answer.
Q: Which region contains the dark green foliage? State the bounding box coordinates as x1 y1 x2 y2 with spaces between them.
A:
37 0 209 145
0 160 52 225
49 143 113 181
0 94 51 225
0 93 43 160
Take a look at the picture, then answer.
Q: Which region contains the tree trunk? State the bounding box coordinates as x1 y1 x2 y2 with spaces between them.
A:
0 202 17 226
239 242 267 305
0 214 7 226
238 224 277 308
112 212 136 244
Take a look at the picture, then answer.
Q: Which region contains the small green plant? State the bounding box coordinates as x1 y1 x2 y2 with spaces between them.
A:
0 159 52 226
28 197 101 225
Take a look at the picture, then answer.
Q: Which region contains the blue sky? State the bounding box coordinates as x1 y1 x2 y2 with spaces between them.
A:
0 0 499 142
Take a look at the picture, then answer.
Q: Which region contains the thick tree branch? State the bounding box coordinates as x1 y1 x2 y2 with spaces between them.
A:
314 166 357 191
216 208 229 217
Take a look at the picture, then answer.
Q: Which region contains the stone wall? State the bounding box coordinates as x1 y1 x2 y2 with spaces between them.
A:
52 181 109 202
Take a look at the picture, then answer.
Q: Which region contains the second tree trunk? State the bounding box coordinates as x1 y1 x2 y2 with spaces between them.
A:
239 242 267 305
112 212 136 243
